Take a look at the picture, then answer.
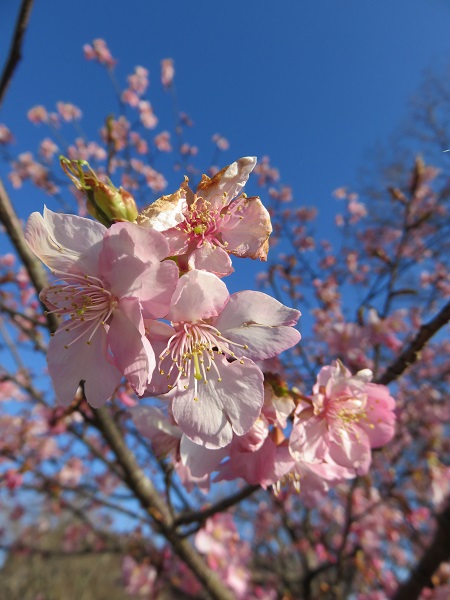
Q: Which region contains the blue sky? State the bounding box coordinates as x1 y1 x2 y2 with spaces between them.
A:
1 0 450 293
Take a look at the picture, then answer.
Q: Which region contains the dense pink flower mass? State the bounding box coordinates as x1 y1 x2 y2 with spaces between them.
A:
290 360 396 478
145 269 301 448
25 207 178 407
137 157 272 277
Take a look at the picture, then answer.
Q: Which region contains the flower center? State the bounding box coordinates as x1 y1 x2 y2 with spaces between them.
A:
44 271 116 349
181 198 220 246
179 194 245 249
158 321 248 400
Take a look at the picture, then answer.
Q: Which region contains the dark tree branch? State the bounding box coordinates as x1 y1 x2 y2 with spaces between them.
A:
174 484 260 527
0 0 35 110
376 300 450 385
392 496 450 600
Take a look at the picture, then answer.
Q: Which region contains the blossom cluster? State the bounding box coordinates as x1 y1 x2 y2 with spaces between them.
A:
25 156 396 499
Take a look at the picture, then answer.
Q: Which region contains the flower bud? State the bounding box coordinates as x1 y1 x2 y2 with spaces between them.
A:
60 156 138 227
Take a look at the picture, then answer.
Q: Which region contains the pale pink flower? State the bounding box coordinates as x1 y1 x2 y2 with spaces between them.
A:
137 157 272 277
58 456 84 487
154 131 172 152
25 207 178 407
291 361 396 476
121 89 140 107
122 555 157 597
269 185 293 202
253 155 279 185
145 269 300 448
27 106 48 124
0 252 15 266
130 131 148 154
67 138 107 162
286 443 352 506
212 133 230 151
0 124 13 144
138 100 158 129
9 152 57 194
39 138 58 161
215 429 293 489
83 39 116 68
131 159 167 192
195 513 239 558
195 514 251 598
161 58 175 88
56 102 82 122
127 66 149 94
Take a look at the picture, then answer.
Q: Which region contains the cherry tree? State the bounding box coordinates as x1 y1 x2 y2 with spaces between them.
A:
0 3 449 599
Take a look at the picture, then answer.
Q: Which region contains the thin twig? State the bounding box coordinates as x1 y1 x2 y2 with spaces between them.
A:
175 484 260 527
0 0 35 110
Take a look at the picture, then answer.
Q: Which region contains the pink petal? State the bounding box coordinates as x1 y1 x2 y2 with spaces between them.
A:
172 356 264 448
215 437 277 487
328 429 371 475
134 260 179 318
130 406 181 440
99 223 178 318
103 221 171 262
187 245 234 277
172 385 233 449
214 291 301 360
215 356 265 436
180 435 228 477
143 322 179 396
168 270 229 323
290 416 329 463
163 228 189 256
26 208 105 275
48 322 121 408
220 197 272 259
197 157 256 208
108 298 155 395
360 383 396 448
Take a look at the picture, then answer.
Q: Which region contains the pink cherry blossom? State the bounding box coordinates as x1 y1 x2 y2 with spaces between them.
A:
137 157 272 277
291 360 396 477
138 100 158 129
83 39 116 68
212 134 230 151
154 131 172 152
145 269 300 448
27 105 48 124
39 138 59 161
25 207 178 407
160 58 175 88
0 123 13 143
56 102 82 122
122 555 157 597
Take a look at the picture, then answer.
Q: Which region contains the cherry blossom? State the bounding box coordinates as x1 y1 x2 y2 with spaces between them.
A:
25 207 178 407
291 360 396 476
160 58 174 88
145 269 300 448
83 38 116 68
137 157 272 277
